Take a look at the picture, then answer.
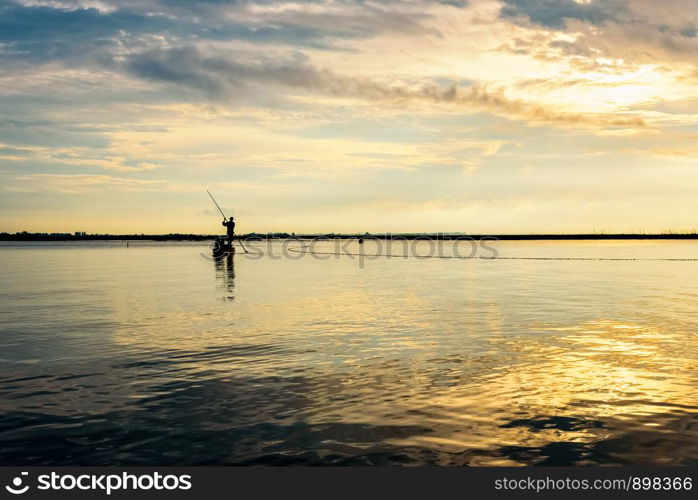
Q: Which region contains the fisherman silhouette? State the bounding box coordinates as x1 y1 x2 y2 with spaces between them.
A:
222 216 235 246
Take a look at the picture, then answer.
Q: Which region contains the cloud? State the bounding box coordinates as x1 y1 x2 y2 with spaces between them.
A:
5 173 164 193
499 0 623 29
49 151 162 171
0 3 172 63
0 144 34 158
0 0 694 235
122 45 645 128
577 19 698 65
0 142 164 174
122 47 393 100
497 0 698 68
0 0 440 66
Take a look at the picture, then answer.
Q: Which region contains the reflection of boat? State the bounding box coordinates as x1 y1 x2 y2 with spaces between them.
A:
212 237 235 258
213 251 235 300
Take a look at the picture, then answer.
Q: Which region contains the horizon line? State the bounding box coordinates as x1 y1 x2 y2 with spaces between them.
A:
2 232 698 241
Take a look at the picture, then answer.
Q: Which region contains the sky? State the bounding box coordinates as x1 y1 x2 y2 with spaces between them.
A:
1 0 698 234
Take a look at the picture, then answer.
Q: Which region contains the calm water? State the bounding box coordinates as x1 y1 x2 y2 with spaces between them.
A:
0 240 697 466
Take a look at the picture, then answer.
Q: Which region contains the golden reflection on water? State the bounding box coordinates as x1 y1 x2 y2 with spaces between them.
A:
101 244 698 464
1 241 697 465
385 319 698 465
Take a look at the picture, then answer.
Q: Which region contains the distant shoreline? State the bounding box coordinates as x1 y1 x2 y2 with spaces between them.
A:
2 233 697 241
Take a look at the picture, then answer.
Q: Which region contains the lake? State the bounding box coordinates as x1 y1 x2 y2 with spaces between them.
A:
0 239 696 465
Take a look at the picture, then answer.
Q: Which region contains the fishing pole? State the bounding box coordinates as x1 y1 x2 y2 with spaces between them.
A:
236 234 249 254
206 190 248 253
207 190 226 219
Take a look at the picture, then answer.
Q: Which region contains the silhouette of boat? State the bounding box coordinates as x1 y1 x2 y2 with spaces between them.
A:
212 237 235 258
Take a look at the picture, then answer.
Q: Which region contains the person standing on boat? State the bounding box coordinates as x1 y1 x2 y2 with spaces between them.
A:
222 216 236 246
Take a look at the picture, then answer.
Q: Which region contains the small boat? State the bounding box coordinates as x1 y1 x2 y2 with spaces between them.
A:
212 237 235 258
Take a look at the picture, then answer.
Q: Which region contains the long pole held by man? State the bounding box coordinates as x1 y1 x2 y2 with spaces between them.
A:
207 190 248 253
